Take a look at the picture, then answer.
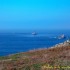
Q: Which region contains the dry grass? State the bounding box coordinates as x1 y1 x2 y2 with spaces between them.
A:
0 46 70 70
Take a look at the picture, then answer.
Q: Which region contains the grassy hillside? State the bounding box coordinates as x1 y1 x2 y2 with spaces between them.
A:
0 46 70 70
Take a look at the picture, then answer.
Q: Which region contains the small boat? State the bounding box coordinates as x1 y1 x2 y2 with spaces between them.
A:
58 34 66 39
32 32 37 35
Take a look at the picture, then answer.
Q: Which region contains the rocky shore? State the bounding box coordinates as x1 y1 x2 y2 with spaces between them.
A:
0 40 70 70
50 40 70 48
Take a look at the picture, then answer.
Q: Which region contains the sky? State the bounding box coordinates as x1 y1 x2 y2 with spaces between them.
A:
0 0 70 31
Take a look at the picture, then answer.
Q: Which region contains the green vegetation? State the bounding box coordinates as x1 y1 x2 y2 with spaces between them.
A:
0 56 8 60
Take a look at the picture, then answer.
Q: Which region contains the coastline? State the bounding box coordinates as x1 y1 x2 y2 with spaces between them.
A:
0 40 70 70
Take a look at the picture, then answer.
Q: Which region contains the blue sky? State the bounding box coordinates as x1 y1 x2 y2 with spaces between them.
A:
0 0 70 30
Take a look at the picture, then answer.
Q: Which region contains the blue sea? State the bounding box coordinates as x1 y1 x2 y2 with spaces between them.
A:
0 30 70 56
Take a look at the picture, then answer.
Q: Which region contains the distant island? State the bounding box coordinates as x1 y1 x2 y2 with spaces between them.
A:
32 32 37 35
0 40 70 70
57 34 66 39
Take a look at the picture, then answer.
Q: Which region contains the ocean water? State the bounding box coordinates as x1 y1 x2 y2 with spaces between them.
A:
0 31 70 56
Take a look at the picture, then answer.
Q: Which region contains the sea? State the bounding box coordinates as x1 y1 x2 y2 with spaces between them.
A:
0 30 70 56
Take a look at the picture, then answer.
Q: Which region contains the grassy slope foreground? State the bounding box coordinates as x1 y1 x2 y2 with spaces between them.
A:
0 46 70 70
